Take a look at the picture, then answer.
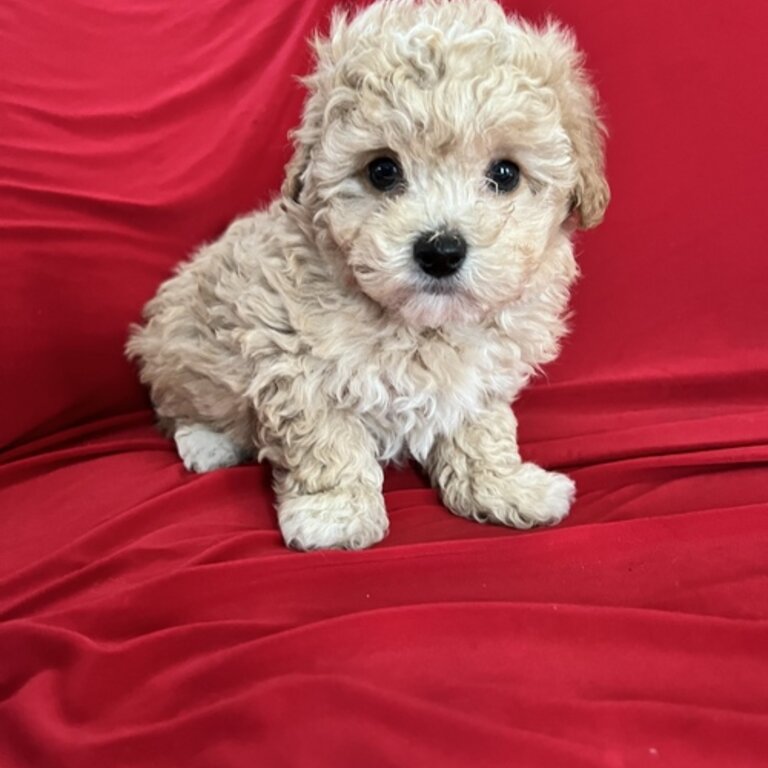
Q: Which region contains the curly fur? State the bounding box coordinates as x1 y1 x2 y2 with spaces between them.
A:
127 0 608 550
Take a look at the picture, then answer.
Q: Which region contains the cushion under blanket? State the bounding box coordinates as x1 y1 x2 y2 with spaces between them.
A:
1 0 767 765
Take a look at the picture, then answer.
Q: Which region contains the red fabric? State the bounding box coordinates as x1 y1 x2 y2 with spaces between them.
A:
1 0 767 765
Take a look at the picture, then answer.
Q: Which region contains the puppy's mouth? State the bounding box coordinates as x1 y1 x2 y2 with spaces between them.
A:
419 276 462 296
346 244 480 327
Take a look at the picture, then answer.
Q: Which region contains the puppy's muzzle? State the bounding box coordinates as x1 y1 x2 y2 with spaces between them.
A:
413 231 467 279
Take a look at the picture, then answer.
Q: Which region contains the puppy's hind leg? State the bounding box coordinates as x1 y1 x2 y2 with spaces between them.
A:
173 423 250 473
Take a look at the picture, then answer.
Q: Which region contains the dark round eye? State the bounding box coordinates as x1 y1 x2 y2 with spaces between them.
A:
367 156 403 191
486 159 521 193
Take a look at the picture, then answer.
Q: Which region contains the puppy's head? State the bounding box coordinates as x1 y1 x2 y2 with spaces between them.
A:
285 0 608 328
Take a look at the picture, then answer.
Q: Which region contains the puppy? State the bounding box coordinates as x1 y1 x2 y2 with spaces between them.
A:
127 0 608 550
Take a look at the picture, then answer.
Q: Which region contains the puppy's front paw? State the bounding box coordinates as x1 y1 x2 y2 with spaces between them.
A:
278 488 389 551
444 462 574 529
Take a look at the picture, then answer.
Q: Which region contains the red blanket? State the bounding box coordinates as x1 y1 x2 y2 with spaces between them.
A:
1 1 767 765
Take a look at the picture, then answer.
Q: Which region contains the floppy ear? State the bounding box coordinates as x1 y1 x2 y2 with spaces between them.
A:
536 22 610 229
281 70 325 203
281 11 350 204
282 135 312 203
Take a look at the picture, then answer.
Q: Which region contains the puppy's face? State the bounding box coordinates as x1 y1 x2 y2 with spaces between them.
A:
287 0 608 328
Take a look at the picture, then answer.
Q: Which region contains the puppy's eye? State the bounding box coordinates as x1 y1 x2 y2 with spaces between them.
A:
367 156 404 192
486 160 521 193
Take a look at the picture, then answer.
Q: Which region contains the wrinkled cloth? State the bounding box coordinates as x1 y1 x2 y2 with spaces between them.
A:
1 1 767 765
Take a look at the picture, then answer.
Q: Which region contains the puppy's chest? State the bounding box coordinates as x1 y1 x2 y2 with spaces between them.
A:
326 332 522 462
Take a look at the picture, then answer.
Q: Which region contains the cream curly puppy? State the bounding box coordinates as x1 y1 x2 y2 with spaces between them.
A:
127 0 608 550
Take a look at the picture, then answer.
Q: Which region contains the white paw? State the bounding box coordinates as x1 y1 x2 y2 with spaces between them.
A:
278 488 389 551
174 424 248 473
446 462 574 529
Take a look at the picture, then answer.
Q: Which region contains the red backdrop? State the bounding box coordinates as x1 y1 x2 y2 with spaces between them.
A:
1 1 767 766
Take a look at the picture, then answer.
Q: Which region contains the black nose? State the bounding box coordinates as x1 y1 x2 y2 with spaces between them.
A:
413 231 467 278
